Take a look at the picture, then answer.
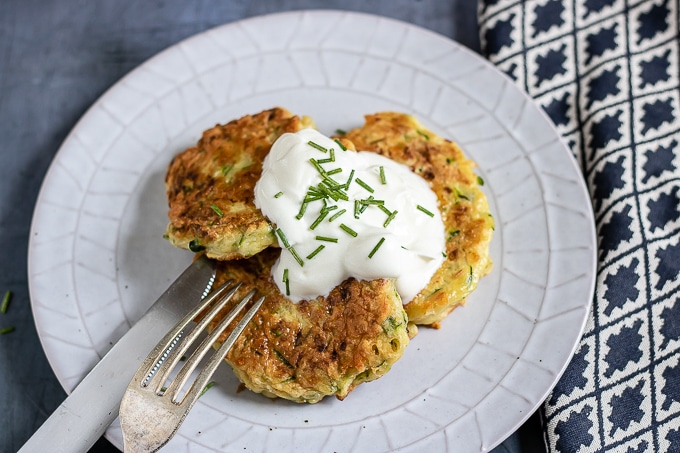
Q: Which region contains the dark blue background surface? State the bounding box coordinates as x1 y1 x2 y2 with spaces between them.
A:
0 1 542 451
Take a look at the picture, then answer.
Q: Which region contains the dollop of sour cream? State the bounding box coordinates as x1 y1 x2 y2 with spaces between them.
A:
254 129 445 304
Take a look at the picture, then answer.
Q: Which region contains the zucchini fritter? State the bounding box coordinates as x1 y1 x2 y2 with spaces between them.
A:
210 249 411 403
341 113 494 326
164 108 313 259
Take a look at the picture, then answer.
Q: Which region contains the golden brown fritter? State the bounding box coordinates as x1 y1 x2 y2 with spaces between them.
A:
164 108 314 260
341 112 494 326
209 248 411 403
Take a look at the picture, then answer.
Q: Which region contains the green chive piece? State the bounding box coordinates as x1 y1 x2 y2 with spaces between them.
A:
339 224 358 237
315 236 338 243
354 200 362 219
310 210 329 230
276 228 291 248
199 381 216 398
417 205 435 217
334 138 347 150
383 210 398 228
289 247 304 267
326 167 343 175
477 176 485 186
328 209 346 222
317 148 335 164
309 158 327 175
335 129 347 136
283 268 290 296
274 191 284 198
307 140 328 153
343 170 355 189
379 166 386 184
221 164 234 176
416 130 430 140
368 237 386 259
306 245 325 260
0 326 14 335
378 204 392 216
210 204 224 217
295 201 309 220
355 178 374 193
1 291 11 314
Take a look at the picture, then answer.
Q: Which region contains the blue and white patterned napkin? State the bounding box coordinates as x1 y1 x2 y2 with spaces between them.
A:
478 1 680 451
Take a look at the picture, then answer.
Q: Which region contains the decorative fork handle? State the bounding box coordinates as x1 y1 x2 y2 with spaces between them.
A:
18 256 215 453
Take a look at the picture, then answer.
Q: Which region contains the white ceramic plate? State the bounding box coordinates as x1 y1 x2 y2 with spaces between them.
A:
28 10 596 452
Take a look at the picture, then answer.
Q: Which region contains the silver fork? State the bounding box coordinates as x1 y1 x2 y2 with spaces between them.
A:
119 279 264 452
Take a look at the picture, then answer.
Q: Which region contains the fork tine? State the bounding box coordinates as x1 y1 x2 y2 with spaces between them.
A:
140 279 239 392
165 288 258 402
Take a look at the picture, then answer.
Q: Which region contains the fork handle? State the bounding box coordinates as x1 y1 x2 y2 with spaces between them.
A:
18 256 215 453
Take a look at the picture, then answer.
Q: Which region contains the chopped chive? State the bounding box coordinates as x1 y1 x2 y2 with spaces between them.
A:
315 236 338 243
339 224 358 237
307 140 328 153
289 247 304 267
199 381 216 397
378 204 392 216
317 148 335 164
0 326 14 335
379 166 386 184
477 176 485 186
328 209 346 222
334 139 347 150
327 167 343 175
354 200 362 219
1 291 11 314
295 201 309 220
276 228 290 248
417 205 435 217
383 210 398 228
355 178 374 193
335 129 347 135
368 237 386 258
343 169 355 189
283 268 290 296
309 158 327 175
306 245 325 260
210 204 224 217
310 210 329 230
274 191 284 198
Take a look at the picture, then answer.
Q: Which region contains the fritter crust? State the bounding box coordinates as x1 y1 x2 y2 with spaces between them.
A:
164 108 313 260
210 248 411 403
341 112 494 326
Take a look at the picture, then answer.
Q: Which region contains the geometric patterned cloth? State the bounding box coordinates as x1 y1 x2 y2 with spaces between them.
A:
478 1 680 451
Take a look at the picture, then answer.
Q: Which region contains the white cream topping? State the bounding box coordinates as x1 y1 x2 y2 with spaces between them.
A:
254 129 445 304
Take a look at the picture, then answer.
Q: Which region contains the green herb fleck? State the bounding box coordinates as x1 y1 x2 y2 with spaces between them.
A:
335 129 347 136
379 166 386 184
274 349 294 368
328 209 346 222
289 247 304 267
339 224 358 237
477 176 485 186
220 164 234 176
449 229 460 238
283 268 290 296
199 381 216 398
306 245 325 260
355 178 374 193
307 140 328 153
383 210 398 228
1 291 11 314
417 205 435 217
315 236 338 243
276 228 291 248
334 139 347 151
326 167 343 175
210 204 224 217
0 326 15 335
368 237 385 259
274 191 284 198
416 130 430 141
310 210 330 230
